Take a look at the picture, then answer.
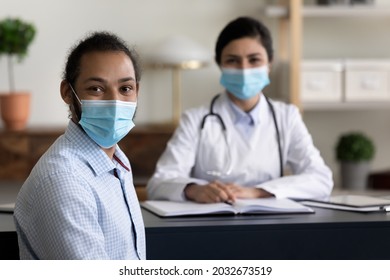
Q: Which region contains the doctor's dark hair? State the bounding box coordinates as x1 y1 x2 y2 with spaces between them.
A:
62 31 142 86
215 17 274 65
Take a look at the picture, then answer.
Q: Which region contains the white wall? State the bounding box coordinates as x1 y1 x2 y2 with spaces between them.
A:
1 0 390 187
0 0 267 126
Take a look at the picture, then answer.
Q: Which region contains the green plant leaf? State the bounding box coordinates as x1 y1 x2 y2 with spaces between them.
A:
0 17 36 92
336 132 375 162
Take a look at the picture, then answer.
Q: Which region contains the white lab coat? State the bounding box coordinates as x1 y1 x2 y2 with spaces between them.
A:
147 93 333 201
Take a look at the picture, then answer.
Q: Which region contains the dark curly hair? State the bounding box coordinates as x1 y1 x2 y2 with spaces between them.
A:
63 31 142 86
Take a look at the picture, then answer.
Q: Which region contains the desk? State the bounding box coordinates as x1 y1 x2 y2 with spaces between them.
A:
0 182 21 260
0 213 18 260
3 204 390 260
142 208 390 260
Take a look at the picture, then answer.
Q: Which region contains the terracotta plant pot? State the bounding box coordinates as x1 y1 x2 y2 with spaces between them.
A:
0 92 31 131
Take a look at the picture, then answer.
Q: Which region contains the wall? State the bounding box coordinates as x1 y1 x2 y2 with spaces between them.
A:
1 0 390 187
0 0 266 126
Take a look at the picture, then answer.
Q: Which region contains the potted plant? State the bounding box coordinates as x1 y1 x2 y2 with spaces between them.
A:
335 132 375 190
0 17 36 131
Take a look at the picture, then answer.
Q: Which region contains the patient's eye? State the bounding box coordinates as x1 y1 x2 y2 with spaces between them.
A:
87 86 104 96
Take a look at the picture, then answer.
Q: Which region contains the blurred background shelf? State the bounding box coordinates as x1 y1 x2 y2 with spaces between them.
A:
264 5 390 18
303 101 390 111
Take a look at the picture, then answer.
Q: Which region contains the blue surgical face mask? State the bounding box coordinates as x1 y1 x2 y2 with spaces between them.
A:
220 65 270 100
69 85 137 148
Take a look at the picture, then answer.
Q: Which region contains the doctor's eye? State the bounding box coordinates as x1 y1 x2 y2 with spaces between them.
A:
224 58 239 65
120 85 135 96
249 57 262 65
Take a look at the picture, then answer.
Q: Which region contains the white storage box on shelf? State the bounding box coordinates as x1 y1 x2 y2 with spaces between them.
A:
345 59 390 102
300 60 343 103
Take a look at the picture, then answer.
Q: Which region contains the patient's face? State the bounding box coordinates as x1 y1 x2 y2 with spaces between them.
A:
75 51 138 102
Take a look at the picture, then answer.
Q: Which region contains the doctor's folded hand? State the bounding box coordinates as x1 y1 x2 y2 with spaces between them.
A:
146 17 333 203
184 181 273 203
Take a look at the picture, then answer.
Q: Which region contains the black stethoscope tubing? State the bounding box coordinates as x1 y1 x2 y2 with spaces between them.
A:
200 94 284 177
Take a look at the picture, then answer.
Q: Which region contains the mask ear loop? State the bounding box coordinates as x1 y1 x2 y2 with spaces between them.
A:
68 83 82 105
68 83 82 122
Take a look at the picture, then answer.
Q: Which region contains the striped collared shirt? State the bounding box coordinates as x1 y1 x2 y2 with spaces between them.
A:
14 121 145 259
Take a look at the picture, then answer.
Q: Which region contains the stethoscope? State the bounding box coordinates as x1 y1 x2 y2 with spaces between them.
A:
200 94 284 177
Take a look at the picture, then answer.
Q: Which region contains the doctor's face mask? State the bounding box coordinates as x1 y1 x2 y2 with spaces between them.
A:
220 65 270 100
69 84 137 148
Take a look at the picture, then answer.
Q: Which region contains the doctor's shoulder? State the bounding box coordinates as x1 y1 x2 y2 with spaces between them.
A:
179 105 209 129
267 98 301 124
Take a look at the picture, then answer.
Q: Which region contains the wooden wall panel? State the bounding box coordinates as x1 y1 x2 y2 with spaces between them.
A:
0 125 174 194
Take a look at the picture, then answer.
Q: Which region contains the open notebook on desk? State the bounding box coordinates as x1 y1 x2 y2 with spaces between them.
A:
301 195 390 213
141 198 314 217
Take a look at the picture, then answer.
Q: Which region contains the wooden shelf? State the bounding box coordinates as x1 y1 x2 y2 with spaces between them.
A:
303 101 390 111
264 5 390 18
303 6 390 17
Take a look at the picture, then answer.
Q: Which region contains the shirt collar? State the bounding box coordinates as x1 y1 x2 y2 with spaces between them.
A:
227 93 264 126
65 121 130 176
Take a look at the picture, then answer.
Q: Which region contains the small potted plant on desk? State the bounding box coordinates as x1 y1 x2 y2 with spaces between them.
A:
336 132 375 190
0 17 36 131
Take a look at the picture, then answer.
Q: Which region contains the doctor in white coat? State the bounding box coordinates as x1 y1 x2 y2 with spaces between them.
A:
147 17 333 203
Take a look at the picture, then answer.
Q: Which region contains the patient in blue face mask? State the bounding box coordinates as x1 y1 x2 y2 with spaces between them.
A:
69 84 137 148
14 32 146 260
